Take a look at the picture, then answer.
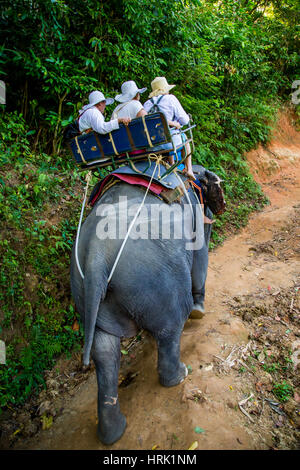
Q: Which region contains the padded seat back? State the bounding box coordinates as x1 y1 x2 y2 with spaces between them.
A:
69 112 171 167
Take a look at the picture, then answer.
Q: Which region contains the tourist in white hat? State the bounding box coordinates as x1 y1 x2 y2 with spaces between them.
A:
111 81 147 120
78 90 131 135
143 77 195 180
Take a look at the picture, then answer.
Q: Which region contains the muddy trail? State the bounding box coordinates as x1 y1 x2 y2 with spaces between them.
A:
3 108 300 451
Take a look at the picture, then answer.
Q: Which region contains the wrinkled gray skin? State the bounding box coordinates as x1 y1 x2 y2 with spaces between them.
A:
70 165 214 445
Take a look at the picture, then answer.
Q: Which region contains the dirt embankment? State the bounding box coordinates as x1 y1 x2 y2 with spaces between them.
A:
2 107 300 451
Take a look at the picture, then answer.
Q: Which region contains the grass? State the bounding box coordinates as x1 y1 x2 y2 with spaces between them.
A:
272 381 294 403
0 112 86 412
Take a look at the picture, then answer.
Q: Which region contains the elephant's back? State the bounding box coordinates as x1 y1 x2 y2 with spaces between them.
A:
75 182 195 334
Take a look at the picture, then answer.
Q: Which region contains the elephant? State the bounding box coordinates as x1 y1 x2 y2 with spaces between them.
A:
70 163 225 445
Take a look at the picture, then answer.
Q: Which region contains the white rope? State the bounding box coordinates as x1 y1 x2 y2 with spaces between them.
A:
107 158 160 283
75 171 92 280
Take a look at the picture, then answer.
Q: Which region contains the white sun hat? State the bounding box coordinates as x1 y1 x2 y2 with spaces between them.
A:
148 77 176 98
80 90 114 113
115 81 147 103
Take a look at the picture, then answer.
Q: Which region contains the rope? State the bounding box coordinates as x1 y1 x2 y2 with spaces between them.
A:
75 171 92 279
129 152 164 176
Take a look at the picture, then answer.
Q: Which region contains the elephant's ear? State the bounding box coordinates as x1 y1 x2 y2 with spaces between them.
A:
205 173 226 216
192 164 207 181
204 169 221 184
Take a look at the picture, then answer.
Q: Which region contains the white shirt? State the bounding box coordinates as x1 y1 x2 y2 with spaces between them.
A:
144 94 189 147
78 106 119 134
143 94 190 126
111 100 143 120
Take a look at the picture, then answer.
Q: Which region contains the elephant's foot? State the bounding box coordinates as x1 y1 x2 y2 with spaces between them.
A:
159 362 188 388
190 301 205 319
97 405 127 445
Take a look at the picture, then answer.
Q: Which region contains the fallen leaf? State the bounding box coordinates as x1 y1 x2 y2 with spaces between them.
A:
258 351 265 362
41 414 53 430
152 444 159 450
121 350 128 355
194 426 205 434
294 392 300 403
72 320 79 331
255 381 263 392
38 400 52 416
188 441 198 450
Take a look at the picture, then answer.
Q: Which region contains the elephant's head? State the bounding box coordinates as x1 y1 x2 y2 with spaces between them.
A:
192 165 226 215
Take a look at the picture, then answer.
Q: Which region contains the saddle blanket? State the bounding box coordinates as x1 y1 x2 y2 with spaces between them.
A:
89 161 187 207
89 173 165 206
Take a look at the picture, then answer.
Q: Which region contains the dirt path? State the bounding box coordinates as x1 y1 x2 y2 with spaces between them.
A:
12 108 300 451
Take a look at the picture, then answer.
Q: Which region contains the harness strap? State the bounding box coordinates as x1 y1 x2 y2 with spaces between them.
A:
174 171 194 225
150 95 164 109
190 180 204 206
111 101 134 120
151 95 175 121
142 115 153 147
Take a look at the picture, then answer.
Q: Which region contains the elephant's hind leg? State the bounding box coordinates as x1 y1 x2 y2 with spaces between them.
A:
91 327 126 445
155 329 188 387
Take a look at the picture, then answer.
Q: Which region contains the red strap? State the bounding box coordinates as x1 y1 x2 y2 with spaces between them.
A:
191 180 204 205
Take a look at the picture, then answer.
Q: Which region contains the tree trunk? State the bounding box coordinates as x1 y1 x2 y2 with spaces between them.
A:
52 91 67 155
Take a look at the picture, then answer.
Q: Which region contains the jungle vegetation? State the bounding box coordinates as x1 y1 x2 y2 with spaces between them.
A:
0 0 299 411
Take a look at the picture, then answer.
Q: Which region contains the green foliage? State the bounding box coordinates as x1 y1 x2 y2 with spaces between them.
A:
0 112 83 412
1 0 299 153
0 306 83 409
272 381 294 403
0 0 299 411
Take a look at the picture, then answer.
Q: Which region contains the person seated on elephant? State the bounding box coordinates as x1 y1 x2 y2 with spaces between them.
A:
143 77 195 181
78 90 131 135
111 80 148 120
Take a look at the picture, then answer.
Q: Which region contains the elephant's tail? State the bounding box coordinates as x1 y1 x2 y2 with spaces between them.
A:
82 264 108 366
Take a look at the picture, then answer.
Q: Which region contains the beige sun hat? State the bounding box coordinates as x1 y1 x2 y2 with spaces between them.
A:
148 77 176 98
